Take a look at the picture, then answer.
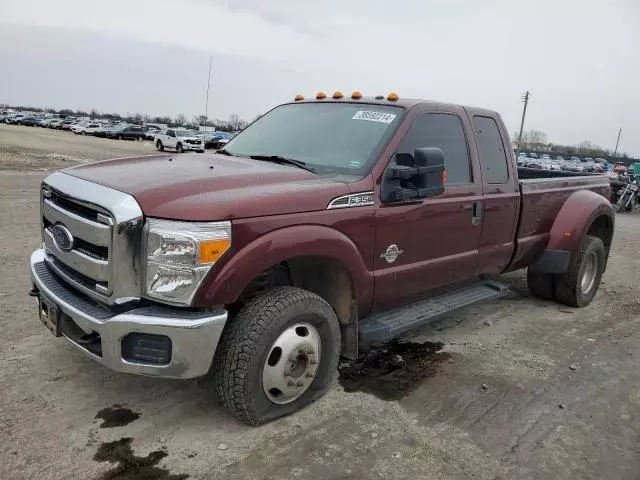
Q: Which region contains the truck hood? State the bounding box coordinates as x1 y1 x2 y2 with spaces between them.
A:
64 153 350 220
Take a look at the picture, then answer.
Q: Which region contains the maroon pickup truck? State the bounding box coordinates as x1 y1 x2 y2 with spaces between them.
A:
30 92 614 425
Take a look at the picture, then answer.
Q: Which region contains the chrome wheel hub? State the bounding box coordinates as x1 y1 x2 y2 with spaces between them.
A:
580 252 598 296
262 323 321 404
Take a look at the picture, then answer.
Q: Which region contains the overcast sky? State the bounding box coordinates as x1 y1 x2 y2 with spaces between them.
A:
1 0 639 155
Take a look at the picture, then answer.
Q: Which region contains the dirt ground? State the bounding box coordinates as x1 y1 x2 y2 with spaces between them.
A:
1 125 639 479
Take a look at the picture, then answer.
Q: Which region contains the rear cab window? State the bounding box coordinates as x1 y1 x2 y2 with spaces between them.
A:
473 116 509 184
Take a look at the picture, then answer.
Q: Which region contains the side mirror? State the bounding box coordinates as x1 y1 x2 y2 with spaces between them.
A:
381 147 446 203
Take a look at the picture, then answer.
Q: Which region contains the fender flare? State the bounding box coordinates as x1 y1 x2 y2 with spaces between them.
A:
195 225 374 310
530 190 614 274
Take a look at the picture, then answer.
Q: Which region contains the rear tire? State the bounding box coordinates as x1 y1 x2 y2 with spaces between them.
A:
156 140 164 151
554 235 605 307
527 270 555 300
81 131 86 135
137 135 143 141
213 287 341 426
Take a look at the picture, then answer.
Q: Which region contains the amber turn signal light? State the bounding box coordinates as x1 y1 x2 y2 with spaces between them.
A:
199 239 231 264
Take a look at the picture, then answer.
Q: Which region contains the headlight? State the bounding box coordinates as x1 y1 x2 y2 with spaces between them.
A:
144 219 231 305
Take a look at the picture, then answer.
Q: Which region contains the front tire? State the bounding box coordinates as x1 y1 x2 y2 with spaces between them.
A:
214 287 341 426
176 143 184 153
554 235 605 307
137 135 143 141
117 135 123 140
81 131 86 135
156 140 164 151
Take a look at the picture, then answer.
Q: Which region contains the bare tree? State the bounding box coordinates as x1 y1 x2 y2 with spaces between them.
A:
174 113 186 126
90 108 99 119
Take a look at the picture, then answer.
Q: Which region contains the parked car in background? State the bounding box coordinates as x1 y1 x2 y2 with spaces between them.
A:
59 119 77 130
47 119 64 129
19 116 42 126
199 131 231 149
144 126 162 140
528 152 539 159
93 124 117 138
6 114 26 124
556 155 565 161
517 153 528 167
72 123 102 135
155 128 204 152
109 125 147 141
541 154 551 160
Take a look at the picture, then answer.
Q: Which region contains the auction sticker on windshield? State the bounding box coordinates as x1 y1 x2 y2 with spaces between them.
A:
352 111 397 124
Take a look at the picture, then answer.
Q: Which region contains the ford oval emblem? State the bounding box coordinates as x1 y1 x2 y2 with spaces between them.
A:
51 223 74 252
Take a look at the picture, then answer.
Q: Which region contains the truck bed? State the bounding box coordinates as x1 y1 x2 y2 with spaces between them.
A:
509 171 611 271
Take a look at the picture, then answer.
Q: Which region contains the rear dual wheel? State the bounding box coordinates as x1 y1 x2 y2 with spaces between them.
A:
527 235 605 307
213 287 341 426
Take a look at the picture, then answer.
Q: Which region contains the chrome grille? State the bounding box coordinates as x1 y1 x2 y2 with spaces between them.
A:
40 172 144 305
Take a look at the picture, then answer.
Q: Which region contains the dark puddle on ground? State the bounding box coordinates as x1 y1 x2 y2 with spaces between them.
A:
94 437 188 480
95 405 141 428
338 340 451 401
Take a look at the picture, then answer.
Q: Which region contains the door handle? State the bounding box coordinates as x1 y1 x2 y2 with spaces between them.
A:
463 202 483 225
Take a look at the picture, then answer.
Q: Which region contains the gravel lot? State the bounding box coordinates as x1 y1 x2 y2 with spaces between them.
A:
1 125 639 479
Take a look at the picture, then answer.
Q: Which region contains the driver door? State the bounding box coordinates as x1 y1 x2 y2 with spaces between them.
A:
373 106 483 310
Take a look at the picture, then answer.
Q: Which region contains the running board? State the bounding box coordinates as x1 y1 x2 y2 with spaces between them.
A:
359 281 509 343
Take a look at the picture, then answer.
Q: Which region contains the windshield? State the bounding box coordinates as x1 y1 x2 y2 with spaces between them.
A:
223 103 403 173
175 130 192 137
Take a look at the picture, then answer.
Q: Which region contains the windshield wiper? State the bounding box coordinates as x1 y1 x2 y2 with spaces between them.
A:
249 155 315 173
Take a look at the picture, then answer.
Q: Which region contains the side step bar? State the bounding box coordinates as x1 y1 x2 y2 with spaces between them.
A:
359 281 509 343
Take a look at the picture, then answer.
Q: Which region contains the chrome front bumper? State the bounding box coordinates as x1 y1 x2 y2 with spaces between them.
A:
30 249 227 379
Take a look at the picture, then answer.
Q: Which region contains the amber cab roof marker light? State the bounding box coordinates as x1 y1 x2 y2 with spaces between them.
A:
316 91 327 99
294 94 304 101
332 90 344 99
351 90 362 99
387 92 400 101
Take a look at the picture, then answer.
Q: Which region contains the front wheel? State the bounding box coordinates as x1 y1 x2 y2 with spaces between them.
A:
214 287 341 425
81 131 86 135
136 135 143 141
176 143 184 153
554 235 605 307
156 140 164 151
117 135 123 140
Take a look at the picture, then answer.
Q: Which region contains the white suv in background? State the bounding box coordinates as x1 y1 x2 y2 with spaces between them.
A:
154 128 204 153
72 123 102 135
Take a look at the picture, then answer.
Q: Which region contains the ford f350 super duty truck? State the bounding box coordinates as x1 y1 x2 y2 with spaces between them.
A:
30 91 614 425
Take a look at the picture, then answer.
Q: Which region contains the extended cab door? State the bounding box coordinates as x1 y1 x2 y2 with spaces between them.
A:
373 105 483 309
468 112 520 276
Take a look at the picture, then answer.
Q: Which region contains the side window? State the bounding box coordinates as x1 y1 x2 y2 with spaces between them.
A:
167 129 174 137
473 116 509 184
396 113 471 185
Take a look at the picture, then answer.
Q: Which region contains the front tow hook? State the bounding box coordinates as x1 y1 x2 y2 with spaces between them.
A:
28 287 40 298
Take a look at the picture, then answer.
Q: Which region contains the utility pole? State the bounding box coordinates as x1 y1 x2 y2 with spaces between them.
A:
516 90 530 157
611 127 622 162
204 55 212 134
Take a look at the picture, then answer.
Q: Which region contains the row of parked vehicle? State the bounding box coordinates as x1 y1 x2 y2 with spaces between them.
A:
517 152 610 174
0 111 236 150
